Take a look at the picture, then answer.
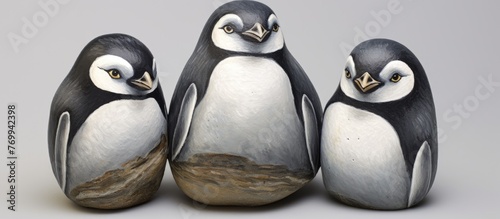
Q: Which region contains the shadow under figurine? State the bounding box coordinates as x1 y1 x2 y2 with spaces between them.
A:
321 38 438 210
168 1 322 206
47 33 168 209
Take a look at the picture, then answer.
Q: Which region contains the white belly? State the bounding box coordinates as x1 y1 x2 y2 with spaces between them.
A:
67 98 166 191
180 56 308 170
321 102 409 209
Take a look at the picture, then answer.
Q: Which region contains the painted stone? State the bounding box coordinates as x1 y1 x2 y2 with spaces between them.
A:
47 33 168 209
168 1 322 206
321 38 438 210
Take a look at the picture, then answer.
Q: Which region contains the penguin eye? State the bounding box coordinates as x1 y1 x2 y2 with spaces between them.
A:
272 23 280 32
107 69 121 79
222 25 234 34
345 68 351 79
390 73 402 83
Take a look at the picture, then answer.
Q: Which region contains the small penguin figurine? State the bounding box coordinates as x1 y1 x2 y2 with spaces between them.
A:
169 1 322 206
321 38 437 210
47 34 168 209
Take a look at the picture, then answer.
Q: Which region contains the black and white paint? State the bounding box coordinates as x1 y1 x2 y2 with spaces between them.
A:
321 38 437 210
168 1 322 206
47 34 168 209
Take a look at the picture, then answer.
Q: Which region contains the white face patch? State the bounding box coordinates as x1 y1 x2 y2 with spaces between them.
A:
340 56 415 103
89 55 157 95
211 13 284 54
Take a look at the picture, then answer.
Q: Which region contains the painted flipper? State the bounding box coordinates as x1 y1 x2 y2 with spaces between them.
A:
171 83 197 161
408 141 432 207
54 112 70 192
301 95 319 173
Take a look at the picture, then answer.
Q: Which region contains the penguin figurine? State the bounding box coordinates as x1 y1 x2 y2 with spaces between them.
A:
169 1 322 206
47 33 168 209
321 38 437 210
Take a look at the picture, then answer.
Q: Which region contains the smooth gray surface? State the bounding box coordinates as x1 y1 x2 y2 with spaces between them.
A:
1 0 499 218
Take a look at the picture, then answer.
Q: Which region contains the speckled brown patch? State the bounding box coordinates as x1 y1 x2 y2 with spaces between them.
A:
171 153 313 206
69 135 167 209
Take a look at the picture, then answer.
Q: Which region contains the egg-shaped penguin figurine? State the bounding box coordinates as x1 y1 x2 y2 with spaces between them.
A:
321 38 437 210
168 1 322 206
47 33 168 209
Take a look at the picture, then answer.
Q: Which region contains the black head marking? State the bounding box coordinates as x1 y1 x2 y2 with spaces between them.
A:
350 38 426 88
78 33 157 82
200 1 278 47
214 1 274 29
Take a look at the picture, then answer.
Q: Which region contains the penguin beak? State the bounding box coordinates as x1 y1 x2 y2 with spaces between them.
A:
131 71 153 90
355 72 380 93
242 23 269 43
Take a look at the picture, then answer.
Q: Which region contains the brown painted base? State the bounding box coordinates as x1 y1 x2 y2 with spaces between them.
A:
69 135 168 209
171 153 313 206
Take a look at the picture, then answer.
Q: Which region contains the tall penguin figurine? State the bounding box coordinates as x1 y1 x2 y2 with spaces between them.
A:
48 34 168 209
169 1 322 206
321 38 437 210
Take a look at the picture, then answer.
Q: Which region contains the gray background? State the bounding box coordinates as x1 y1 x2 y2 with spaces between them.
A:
1 0 499 218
